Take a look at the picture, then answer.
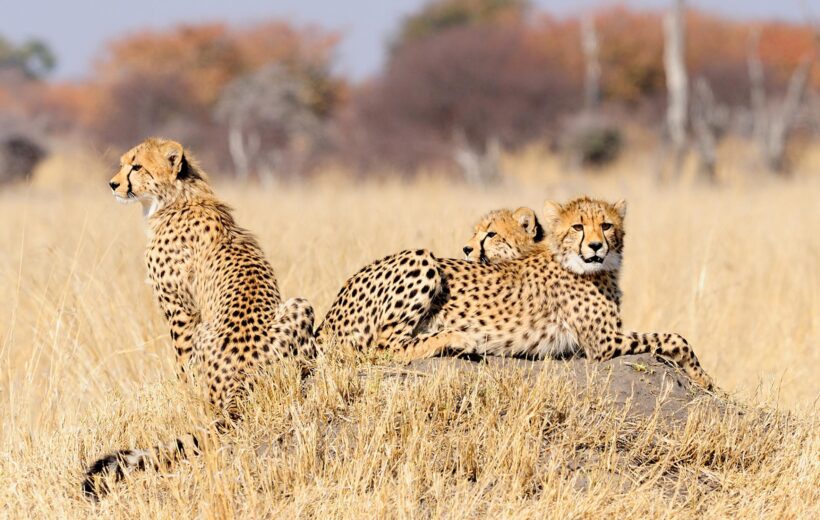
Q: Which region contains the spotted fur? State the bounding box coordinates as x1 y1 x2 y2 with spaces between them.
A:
318 197 713 389
83 138 316 498
462 207 544 263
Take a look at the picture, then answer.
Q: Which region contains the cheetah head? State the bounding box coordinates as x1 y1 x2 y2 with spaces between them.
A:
543 197 626 275
463 207 544 264
108 138 203 217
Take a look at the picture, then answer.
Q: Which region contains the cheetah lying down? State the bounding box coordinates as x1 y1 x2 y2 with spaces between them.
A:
318 196 713 390
84 141 712 499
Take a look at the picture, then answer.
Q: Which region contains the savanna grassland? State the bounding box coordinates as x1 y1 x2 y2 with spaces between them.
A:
0 146 818 518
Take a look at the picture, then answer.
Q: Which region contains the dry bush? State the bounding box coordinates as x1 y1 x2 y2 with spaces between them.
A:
392 0 527 52
0 151 818 517
0 133 47 184
337 24 578 172
6 7 818 178
64 22 343 174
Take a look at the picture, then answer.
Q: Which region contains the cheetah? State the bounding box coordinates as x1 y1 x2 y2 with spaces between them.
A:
82 138 316 498
317 196 713 389
462 207 544 263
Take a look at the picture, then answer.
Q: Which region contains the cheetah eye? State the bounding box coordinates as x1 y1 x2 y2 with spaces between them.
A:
601 223 613 231
132 164 143 171
486 231 497 239
572 224 584 232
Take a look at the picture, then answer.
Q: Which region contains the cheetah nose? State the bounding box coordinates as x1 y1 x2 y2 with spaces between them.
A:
588 242 603 252
463 246 473 256
109 180 120 191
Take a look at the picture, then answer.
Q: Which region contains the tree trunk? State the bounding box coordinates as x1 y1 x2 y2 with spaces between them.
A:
663 0 688 177
228 120 250 181
453 130 501 185
747 29 813 175
746 29 768 147
765 57 812 173
581 14 601 113
691 78 717 182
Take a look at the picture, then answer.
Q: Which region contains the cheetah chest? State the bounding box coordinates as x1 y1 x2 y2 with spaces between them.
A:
145 235 195 303
524 316 580 358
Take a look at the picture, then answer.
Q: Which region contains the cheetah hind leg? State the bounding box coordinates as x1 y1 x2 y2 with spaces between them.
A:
394 330 477 363
269 297 318 359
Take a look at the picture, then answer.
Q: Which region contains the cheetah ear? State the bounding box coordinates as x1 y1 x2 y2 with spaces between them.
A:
542 200 563 225
613 199 627 220
513 207 538 238
160 140 185 176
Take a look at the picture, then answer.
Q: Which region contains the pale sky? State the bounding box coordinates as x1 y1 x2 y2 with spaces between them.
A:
0 0 813 81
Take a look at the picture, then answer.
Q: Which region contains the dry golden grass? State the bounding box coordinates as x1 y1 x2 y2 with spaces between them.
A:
0 148 818 518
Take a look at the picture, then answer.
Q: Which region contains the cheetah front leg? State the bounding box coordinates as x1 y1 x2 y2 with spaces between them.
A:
166 306 203 377
595 331 714 390
394 330 477 363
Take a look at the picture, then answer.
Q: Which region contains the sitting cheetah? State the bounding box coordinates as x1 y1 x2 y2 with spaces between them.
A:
82 138 316 498
317 197 713 389
462 207 544 263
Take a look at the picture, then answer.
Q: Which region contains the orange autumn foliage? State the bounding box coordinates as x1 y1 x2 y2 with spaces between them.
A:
95 22 339 106
4 5 814 167
528 6 816 105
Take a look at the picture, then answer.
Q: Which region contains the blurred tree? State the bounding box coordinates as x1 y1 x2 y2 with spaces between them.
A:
685 10 748 107
3 6 816 178
393 0 527 51
583 7 819 108
748 28 814 174
525 15 584 90
0 133 47 185
96 71 204 151
86 21 342 172
214 63 339 181
95 22 339 106
597 7 665 104
663 0 688 179
344 24 577 173
0 36 56 80
580 14 601 112
690 77 728 180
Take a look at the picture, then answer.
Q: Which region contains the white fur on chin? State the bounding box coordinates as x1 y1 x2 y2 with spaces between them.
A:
562 252 621 275
112 192 160 218
141 197 160 218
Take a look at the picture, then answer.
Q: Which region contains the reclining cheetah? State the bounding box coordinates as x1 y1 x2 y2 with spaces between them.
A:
462 207 544 263
82 138 316 498
317 197 713 389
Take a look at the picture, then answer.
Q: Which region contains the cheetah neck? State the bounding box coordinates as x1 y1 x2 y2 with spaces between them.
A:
588 269 622 308
145 179 228 236
140 197 161 218
537 248 622 302
148 180 217 215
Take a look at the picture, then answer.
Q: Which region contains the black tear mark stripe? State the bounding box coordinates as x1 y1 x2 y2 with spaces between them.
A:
577 227 585 257
126 168 133 196
479 233 491 256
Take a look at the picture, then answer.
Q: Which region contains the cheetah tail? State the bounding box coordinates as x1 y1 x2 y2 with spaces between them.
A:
81 432 201 500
